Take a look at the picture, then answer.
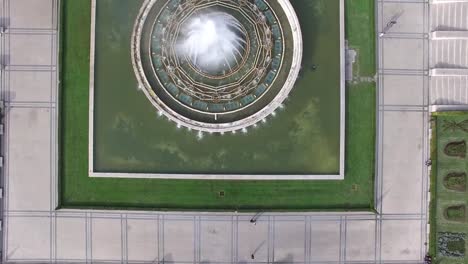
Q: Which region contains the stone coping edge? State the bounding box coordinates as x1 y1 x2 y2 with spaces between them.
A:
87 0 346 180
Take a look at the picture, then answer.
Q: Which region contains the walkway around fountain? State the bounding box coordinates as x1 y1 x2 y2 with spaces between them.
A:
1 0 431 263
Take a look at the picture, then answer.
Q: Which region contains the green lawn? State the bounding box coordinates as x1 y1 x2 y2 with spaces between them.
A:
59 0 376 210
345 0 376 77
430 112 468 263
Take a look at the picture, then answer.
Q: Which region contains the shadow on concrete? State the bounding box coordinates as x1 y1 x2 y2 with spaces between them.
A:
433 63 468 69
434 25 468 31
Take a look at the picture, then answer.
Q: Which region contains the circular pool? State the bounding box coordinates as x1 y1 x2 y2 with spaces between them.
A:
131 0 302 133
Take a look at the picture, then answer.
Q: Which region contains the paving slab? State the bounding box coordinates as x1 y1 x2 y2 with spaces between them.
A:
7 70 52 102
430 76 468 105
383 75 425 106
383 38 424 70
200 220 232 263
9 34 52 66
237 219 269 263
431 2 468 30
56 217 86 261
6 216 50 261
91 217 122 262
381 111 424 214
10 0 54 29
273 220 305 263
431 40 468 68
127 218 158 262
309 221 340 262
382 2 425 33
163 219 194 263
381 219 422 261
7 107 51 211
345 220 376 261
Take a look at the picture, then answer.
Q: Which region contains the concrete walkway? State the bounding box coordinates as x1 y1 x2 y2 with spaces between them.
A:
1 0 430 263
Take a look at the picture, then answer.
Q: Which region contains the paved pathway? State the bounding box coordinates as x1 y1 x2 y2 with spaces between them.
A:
0 0 431 263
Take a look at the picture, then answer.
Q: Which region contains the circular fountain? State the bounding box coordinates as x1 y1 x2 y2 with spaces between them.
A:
132 0 302 133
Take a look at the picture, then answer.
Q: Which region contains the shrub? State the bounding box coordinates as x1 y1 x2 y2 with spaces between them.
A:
444 205 466 222
444 141 466 158
444 172 467 192
438 232 466 258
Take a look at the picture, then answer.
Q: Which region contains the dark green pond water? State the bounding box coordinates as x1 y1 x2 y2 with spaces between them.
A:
93 0 341 174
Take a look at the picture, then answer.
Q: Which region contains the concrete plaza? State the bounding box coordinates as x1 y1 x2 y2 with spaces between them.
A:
0 0 433 263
